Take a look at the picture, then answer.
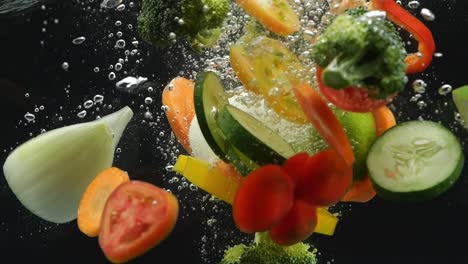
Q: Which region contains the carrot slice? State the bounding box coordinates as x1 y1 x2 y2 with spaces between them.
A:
77 167 130 237
341 175 376 203
162 77 195 153
372 106 397 136
236 0 300 36
293 83 355 166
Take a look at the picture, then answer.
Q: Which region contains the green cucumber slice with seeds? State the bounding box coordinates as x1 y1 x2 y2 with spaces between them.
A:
217 104 295 165
194 71 230 161
367 120 464 202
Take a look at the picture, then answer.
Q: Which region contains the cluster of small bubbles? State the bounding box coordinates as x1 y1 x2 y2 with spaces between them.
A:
412 79 427 93
115 39 126 49
421 8 435 21
408 0 420 9
83 100 94 109
417 100 427 109
410 93 422 102
93 67 100 73
61 62 69 71
108 72 116 80
24 113 35 122
144 111 153 119
438 84 452 96
72 36 86 45
77 110 87 118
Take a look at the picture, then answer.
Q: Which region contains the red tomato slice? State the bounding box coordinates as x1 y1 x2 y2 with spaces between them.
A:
316 67 395 113
269 200 318 246
292 82 355 166
233 165 295 233
99 181 179 263
294 149 353 207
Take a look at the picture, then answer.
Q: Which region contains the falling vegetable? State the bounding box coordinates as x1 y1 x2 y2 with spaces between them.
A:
3 106 133 223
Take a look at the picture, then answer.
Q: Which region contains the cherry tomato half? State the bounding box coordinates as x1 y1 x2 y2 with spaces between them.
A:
99 181 179 263
317 67 395 113
269 200 318 246
233 165 295 233
292 149 353 207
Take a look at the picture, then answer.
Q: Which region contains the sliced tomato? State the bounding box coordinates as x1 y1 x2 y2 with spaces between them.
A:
292 149 353 207
233 165 294 233
269 200 318 246
292 82 355 166
317 67 395 113
236 0 300 36
99 181 179 263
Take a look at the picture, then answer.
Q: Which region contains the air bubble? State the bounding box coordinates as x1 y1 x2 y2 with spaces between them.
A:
108 72 116 80
438 84 452 95
77 110 87 118
62 62 69 71
72 36 86 45
407 1 420 9
83 100 94 109
412 79 426 93
24 113 35 122
421 8 435 21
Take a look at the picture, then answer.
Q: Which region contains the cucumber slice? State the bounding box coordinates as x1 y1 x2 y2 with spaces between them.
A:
194 71 230 161
225 145 259 176
217 104 295 165
367 120 464 202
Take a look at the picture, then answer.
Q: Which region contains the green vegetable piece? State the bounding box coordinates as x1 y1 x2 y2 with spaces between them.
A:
311 8 407 99
137 0 230 50
221 232 317 264
452 85 468 128
367 120 464 202
3 107 133 223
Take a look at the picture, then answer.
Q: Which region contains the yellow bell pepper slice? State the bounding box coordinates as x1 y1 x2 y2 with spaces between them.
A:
173 155 339 236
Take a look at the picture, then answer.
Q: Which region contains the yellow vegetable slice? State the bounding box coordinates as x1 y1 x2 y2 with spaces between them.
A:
173 155 338 236
173 155 241 204
236 0 300 36
230 36 308 124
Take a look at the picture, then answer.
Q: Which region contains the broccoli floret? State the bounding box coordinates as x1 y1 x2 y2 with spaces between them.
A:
220 232 317 264
137 0 230 50
311 7 408 99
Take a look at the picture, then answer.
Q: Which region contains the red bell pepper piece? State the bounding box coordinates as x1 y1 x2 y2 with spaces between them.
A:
370 0 436 74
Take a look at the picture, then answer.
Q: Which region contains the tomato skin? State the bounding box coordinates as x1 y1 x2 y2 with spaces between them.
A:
233 165 295 233
269 200 318 246
317 67 395 113
98 181 179 263
294 149 353 207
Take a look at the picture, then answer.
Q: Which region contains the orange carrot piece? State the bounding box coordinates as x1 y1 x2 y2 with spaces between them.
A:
77 167 130 237
341 175 376 203
162 77 195 153
372 106 397 136
236 0 300 36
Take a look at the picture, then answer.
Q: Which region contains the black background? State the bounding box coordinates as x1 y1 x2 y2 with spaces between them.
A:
1 0 468 263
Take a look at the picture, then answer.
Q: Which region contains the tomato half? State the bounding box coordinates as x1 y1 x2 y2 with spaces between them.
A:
316 67 395 113
233 165 295 233
99 181 179 263
269 200 318 246
293 149 353 207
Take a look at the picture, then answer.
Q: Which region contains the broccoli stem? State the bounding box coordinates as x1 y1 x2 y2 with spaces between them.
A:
322 49 382 89
254 232 273 245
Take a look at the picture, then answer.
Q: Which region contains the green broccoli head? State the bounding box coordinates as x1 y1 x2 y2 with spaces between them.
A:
311 7 407 99
137 0 230 50
220 232 317 264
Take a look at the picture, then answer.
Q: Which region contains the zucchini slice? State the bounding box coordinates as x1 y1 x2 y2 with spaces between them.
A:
217 104 295 165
